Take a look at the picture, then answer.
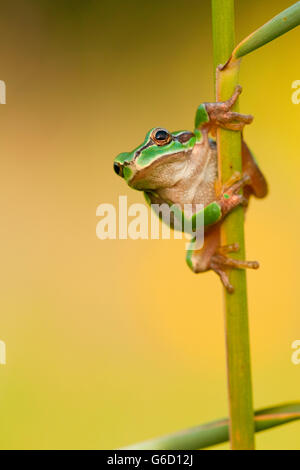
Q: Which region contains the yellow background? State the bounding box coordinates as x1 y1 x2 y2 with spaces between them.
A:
0 0 299 449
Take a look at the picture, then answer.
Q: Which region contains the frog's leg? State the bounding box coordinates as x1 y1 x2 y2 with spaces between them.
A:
242 140 268 200
186 174 260 292
189 173 251 234
194 85 267 201
195 85 253 134
186 226 259 293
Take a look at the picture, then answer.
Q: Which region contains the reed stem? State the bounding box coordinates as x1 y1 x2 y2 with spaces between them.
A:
211 0 255 450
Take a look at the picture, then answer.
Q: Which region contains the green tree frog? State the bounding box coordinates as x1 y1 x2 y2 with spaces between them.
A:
113 86 267 292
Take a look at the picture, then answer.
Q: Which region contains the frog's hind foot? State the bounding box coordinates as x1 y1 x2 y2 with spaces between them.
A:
205 85 253 133
210 247 259 293
217 174 251 217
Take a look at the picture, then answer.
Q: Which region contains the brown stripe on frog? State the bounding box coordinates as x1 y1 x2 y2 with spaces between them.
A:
134 139 154 159
174 131 195 143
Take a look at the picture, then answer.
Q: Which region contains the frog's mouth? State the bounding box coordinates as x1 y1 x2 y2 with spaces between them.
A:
123 165 133 182
113 161 134 183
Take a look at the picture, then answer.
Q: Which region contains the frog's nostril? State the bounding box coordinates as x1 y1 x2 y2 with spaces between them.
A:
113 162 122 176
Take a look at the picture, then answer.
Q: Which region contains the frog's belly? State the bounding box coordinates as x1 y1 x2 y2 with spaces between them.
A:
156 143 218 216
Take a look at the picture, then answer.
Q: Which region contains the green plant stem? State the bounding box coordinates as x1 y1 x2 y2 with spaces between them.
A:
211 0 254 450
120 403 300 450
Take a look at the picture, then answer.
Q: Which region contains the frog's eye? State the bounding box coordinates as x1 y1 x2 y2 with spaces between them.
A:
151 128 172 146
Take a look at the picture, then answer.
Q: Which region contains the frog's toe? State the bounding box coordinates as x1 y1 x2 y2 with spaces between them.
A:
227 111 253 123
210 251 259 293
211 253 259 270
216 111 253 131
217 243 240 255
211 265 234 293
226 85 242 108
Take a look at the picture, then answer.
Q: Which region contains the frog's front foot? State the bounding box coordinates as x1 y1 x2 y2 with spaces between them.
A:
205 85 253 132
210 244 259 293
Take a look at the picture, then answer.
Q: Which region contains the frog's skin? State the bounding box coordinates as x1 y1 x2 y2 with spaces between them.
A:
114 86 268 292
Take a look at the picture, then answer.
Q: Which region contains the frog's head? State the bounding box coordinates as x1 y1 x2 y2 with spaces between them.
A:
114 127 201 190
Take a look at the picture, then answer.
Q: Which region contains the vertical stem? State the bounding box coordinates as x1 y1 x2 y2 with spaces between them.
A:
211 0 255 450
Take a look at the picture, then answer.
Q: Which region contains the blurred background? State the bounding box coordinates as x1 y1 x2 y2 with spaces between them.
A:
0 0 299 450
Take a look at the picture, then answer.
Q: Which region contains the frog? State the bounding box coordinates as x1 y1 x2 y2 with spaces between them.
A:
113 86 268 292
